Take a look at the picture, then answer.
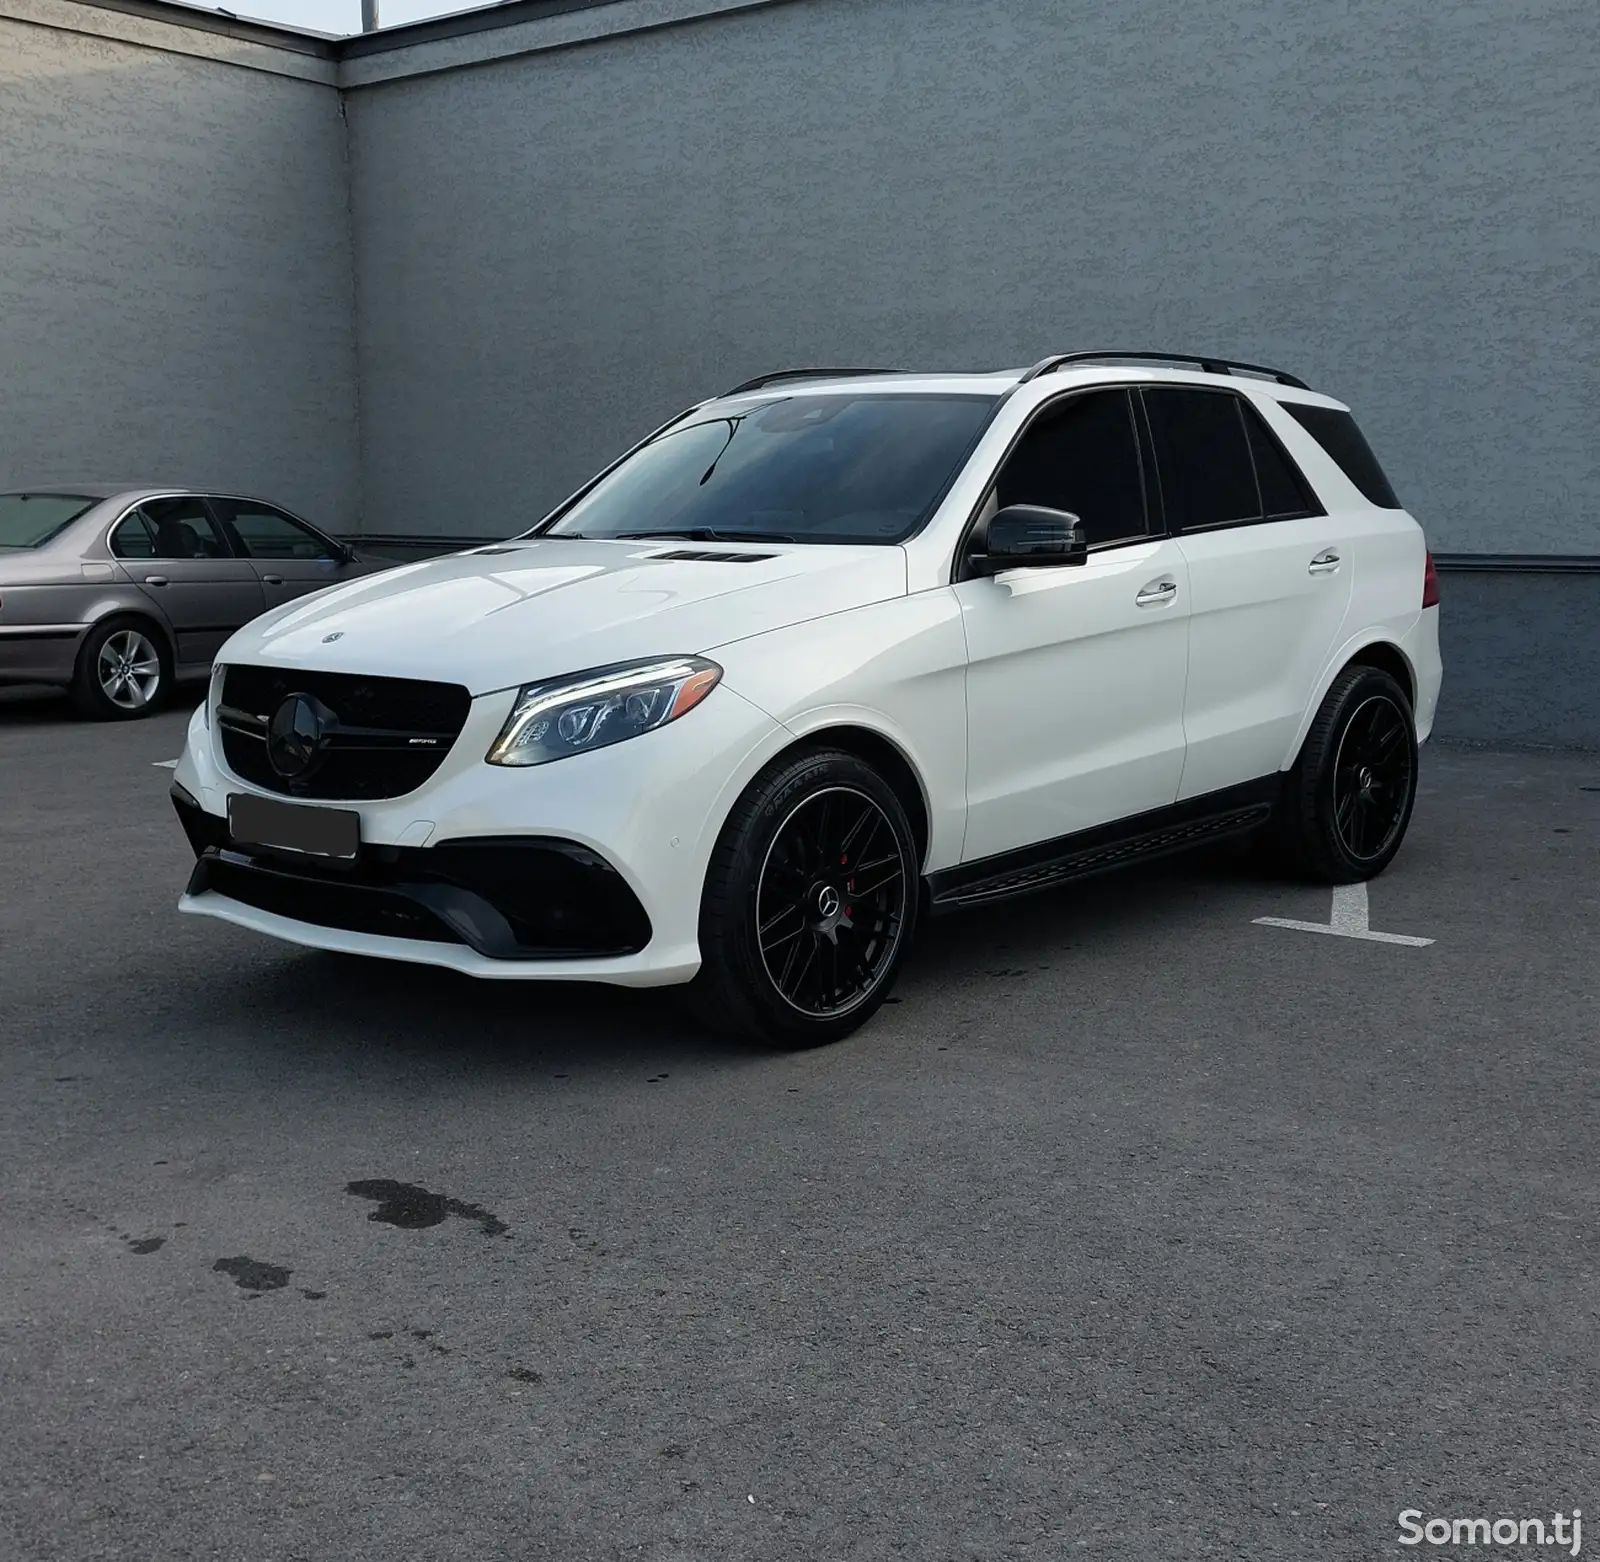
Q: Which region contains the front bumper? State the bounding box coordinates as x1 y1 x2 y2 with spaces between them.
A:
176 790 652 959
171 680 788 987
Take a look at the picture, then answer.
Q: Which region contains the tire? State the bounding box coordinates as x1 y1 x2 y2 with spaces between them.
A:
71 616 171 721
1273 665 1419 883
688 747 920 1048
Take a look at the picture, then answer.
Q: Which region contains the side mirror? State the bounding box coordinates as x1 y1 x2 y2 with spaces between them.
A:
969 504 1088 576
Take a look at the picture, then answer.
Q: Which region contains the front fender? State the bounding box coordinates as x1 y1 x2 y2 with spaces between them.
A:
714 593 968 873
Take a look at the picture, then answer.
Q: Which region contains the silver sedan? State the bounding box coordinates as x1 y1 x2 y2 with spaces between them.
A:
0 486 387 719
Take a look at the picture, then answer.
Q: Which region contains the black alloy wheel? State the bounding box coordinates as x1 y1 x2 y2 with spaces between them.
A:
1273 664 1419 882
690 748 920 1047
755 785 908 1019
1330 692 1414 864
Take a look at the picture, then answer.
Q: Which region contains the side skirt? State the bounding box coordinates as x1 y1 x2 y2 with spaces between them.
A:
924 776 1282 913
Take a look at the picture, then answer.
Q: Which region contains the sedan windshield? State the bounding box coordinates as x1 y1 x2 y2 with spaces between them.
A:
543 393 997 545
0 492 98 550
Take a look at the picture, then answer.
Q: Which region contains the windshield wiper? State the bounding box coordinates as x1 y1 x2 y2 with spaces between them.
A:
697 415 745 485
609 528 799 544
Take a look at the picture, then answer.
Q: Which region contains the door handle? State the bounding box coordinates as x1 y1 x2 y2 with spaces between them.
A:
261 575 284 586
1308 549 1341 574
143 575 169 587
1135 579 1178 605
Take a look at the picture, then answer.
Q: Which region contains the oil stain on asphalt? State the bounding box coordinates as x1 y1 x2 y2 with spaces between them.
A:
345 1179 509 1237
212 1256 291 1292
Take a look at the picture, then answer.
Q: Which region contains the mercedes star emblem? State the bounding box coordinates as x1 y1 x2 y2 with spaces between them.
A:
266 693 334 780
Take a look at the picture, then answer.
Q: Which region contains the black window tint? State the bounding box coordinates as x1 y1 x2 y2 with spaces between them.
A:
110 512 156 559
994 390 1147 547
1242 402 1322 518
1282 402 1402 509
214 499 336 560
546 394 998 545
140 498 230 559
1143 389 1261 532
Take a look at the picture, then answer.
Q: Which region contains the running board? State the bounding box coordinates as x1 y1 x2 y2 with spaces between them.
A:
926 787 1277 913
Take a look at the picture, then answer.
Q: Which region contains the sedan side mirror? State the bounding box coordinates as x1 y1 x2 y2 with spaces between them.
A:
969 504 1088 576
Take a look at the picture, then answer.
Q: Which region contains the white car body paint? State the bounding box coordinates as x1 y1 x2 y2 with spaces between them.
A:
235 539 909 696
956 536 1191 861
173 362 1444 988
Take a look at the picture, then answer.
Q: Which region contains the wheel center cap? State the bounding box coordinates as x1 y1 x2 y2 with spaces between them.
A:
814 884 841 920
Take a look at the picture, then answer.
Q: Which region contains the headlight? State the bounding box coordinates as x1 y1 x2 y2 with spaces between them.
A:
486 656 722 768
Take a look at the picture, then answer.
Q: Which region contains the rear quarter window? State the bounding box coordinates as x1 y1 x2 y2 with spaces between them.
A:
1282 403 1403 510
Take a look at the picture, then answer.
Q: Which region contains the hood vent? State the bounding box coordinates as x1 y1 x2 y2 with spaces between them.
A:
652 548 775 564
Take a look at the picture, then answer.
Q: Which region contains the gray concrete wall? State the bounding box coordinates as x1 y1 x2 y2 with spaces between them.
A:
0 5 359 533
1433 568 1600 749
344 0 1600 555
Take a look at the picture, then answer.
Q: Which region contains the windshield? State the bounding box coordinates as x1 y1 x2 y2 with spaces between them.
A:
543 393 997 544
0 492 98 550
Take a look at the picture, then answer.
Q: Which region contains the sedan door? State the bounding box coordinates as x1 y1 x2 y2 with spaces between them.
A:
1140 388 1355 801
109 497 265 670
955 389 1191 864
209 497 362 609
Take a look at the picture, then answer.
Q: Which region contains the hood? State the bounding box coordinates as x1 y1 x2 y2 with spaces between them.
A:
222 538 908 694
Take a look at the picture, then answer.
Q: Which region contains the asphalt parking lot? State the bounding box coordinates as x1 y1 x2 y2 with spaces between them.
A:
2 691 1597 1561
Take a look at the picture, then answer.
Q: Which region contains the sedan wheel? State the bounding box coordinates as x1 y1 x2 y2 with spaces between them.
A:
72 619 170 721
98 629 163 712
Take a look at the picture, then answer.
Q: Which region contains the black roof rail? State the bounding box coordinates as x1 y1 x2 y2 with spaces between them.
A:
1019 350 1309 390
721 366 911 397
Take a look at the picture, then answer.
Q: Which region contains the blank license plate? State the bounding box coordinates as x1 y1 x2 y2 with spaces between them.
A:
228 792 360 859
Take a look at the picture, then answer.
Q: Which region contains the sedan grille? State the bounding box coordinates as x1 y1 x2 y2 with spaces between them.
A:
218 664 472 801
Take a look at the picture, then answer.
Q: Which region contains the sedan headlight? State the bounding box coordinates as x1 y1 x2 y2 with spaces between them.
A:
486 656 722 768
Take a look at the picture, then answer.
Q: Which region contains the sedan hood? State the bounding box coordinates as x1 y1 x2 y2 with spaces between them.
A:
223 538 908 694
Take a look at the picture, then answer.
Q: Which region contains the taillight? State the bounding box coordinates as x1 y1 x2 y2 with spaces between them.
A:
1422 550 1439 609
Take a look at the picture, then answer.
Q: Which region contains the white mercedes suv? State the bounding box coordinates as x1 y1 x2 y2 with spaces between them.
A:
172 352 1443 1047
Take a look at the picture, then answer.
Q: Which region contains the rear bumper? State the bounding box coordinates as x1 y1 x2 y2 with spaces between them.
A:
1409 605 1443 743
0 625 85 686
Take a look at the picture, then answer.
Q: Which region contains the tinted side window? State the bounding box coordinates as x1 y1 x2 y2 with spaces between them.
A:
1281 403 1402 509
139 497 230 559
110 512 156 559
1242 402 1324 518
213 499 337 560
1142 389 1260 532
994 390 1148 547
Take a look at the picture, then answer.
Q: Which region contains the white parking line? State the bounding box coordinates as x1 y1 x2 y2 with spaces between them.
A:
1254 881 1434 946
152 759 178 770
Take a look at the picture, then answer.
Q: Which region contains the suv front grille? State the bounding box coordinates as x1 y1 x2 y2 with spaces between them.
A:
218 664 473 801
